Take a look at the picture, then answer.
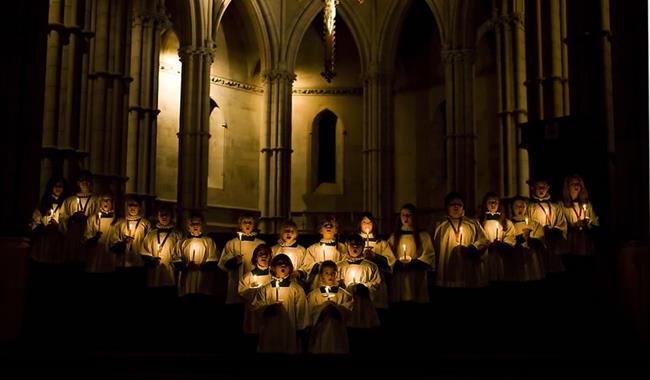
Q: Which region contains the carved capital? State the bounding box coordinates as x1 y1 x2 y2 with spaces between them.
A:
492 12 525 28
441 49 476 64
178 45 215 62
263 69 297 83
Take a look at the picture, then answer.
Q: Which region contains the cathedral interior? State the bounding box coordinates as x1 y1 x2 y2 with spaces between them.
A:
1 0 648 377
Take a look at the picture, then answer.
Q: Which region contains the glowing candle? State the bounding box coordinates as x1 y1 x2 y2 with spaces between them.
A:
459 226 463 246
191 242 196 264
582 204 588 220
325 285 331 300
525 217 529 227
275 282 279 303
76 197 82 212
495 224 500 241
96 213 101 230
402 244 406 261
365 227 370 247
252 274 258 287
321 243 326 262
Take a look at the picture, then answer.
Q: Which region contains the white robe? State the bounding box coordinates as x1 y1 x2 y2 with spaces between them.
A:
238 268 272 335
29 205 64 264
433 217 490 288
59 193 99 263
251 279 308 354
387 231 435 303
562 201 600 256
482 217 517 281
307 286 353 354
337 259 381 328
140 227 184 287
271 242 307 276
511 218 546 281
108 217 152 268
361 234 395 309
176 235 219 297
83 213 116 273
217 236 265 304
303 241 346 290
527 198 568 272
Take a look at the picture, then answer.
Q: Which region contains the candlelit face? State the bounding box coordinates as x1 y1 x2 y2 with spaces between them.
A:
99 196 113 212
273 259 290 278
281 226 297 243
239 217 255 234
486 198 499 213
568 179 582 199
158 210 172 226
187 218 203 236
446 199 464 218
78 178 91 193
400 209 413 228
320 222 337 239
512 199 527 217
127 202 141 217
257 251 270 267
532 182 550 198
320 266 337 286
52 181 64 197
360 217 373 234
346 242 362 258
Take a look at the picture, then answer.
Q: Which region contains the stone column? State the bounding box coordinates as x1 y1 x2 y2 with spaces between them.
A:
85 0 132 198
361 67 394 234
258 68 295 234
126 0 169 214
176 45 213 223
493 0 530 196
42 0 93 187
442 49 477 212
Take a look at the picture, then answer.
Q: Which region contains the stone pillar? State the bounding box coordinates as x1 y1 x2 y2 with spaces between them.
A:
176 45 213 223
258 68 295 234
42 0 93 187
361 67 394 234
126 0 169 214
85 0 132 199
493 0 530 196
526 0 569 120
442 49 477 212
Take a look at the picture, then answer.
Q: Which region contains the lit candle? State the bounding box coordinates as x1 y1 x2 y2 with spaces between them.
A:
237 232 243 256
365 227 370 247
191 243 196 265
495 224 500 241
275 282 279 303
252 274 258 287
76 197 82 212
582 203 588 220
325 285 331 300
459 226 463 246
96 212 101 230
525 217 529 227
402 244 407 261
321 243 326 262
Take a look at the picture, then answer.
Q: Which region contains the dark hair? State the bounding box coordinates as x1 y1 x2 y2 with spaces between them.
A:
357 212 376 234
270 253 294 275
318 216 339 232
252 244 272 266
238 212 258 225
508 195 529 218
39 176 69 215
77 170 93 183
188 212 205 224
478 192 508 226
444 192 465 207
280 219 298 232
156 203 175 216
392 203 421 252
319 260 338 274
345 233 364 247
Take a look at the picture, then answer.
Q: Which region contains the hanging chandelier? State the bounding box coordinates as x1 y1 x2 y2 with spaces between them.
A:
321 0 363 82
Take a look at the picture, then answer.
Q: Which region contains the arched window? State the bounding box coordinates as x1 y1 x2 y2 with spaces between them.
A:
314 110 337 184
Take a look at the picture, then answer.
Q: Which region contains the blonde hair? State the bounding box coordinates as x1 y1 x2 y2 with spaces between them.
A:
562 175 589 206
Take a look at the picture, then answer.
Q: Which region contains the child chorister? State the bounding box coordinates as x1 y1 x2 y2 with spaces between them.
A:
109 197 152 269
479 192 517 282
238 244 273 335
140 204 183 289
387 204 435 303
83 192 117 273
59 170 99 265
433 193 490 288
357 212 395 310
509 195 545 281
217 213 265 304
306 260 353 354
251 254 308 354
176 213 219 297
561 175 600 258
29 176 68 264
303 216 346 290
338 234 381 328
527 179 568 273
271 219 307 284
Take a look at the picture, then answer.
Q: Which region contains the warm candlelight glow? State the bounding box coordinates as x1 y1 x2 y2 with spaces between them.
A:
76 197 82 212
321 244 326 262
525 217 529 226
459 226 463 246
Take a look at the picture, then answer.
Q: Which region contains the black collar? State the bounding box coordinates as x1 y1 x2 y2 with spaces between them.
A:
271 277 291 287
320 286 339 293
100 211 114 218
484 213 501 221
319 240 337 246
239 234 256 242
252 267 270 276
